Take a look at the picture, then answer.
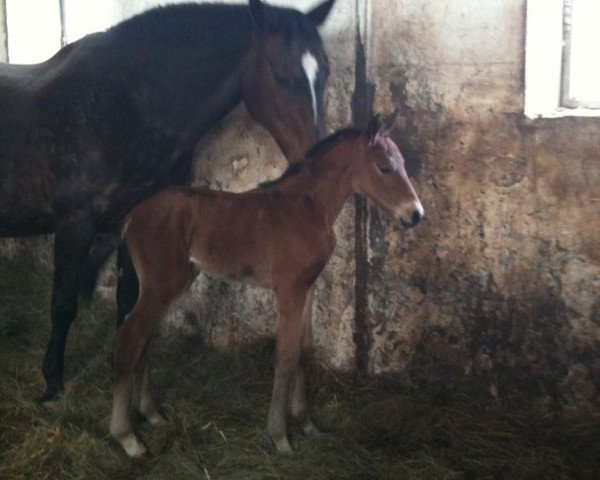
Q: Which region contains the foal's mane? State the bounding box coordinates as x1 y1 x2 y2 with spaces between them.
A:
260 128 361 188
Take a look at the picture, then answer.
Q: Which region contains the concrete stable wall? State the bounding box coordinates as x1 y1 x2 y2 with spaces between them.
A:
176 0 600 416
169 0 359 371
362 0 600 414
1 0 599 414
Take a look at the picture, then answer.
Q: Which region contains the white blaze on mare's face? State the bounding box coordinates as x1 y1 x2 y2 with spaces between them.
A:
301 50 319 124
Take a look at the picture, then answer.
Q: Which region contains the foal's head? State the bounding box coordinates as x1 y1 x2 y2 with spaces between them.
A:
241 0 335 163
352 111 424 228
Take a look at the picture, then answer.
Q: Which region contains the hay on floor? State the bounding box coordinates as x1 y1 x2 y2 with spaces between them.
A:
0 255 598 480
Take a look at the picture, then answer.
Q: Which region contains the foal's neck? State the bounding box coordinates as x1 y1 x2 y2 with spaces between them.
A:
298 145 356 226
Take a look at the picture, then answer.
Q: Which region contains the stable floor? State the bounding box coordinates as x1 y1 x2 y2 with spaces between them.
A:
0 256 598 480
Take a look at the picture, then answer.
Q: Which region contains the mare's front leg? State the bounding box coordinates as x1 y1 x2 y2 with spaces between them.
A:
289 287 320 437
41 217 95 402
268 284 311 453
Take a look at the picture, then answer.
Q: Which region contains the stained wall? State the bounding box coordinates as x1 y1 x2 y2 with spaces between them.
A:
362 0 600 414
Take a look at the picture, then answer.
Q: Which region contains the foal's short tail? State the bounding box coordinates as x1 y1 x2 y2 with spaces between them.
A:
78 231 121 300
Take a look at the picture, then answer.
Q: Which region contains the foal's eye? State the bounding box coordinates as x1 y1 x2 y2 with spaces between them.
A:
378 165 393 175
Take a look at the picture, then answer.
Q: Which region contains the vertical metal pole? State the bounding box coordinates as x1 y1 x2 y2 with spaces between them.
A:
351 0 374 374
560 0 573 107
1 0 9 61
58 0 66 46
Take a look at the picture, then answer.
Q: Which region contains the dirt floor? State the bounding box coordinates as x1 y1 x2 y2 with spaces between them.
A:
0 256 599 480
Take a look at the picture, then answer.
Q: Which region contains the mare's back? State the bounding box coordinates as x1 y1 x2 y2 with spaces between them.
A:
0 4 252 127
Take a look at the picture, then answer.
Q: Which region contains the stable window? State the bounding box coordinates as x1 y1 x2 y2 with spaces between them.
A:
525 0 600 118
4 0 121 64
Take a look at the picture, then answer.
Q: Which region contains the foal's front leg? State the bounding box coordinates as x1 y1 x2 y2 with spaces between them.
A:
268 285 310 453
288 288 319 437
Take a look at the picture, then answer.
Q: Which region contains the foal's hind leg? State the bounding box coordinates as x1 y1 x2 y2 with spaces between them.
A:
111 251 194 457
268 285 310 453
111 293 167 457
289 288 319 437
133 343 167 426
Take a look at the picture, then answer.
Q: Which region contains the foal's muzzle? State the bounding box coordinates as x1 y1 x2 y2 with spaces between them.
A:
400 201 424 228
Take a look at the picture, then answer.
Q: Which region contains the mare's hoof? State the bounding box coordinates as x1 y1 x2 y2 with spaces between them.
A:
39 386 64 405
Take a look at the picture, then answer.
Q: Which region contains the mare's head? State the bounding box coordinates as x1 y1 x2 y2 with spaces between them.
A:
241 0 335 163
352 111 424 228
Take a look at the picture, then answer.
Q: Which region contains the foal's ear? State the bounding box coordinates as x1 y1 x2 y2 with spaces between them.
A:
249 0 266 28
363 113 383 145
381 108 399 134
307 0 336 27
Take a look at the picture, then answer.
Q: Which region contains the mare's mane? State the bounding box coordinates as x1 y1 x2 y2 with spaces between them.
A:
107 4 253 51
260 128 361 188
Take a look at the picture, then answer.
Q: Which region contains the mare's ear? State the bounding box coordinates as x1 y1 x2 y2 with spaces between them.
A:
363 113 383 145
381 108 399 134
307 0 335 27
249 0 266 28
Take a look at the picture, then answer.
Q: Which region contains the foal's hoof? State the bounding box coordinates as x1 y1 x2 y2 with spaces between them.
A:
136 407 169 427
301 422 321 437
270 434 294 454
115 433 148 459
146 411 168 427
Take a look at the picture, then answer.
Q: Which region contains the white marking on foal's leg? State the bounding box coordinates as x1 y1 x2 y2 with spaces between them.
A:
138 366 168 427
301 50 319 124
267 373 294 453
119 433 148 458
111 374 148 457
290 368 319 437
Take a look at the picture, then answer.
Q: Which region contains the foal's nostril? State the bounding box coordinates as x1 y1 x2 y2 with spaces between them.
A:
411 209 422 226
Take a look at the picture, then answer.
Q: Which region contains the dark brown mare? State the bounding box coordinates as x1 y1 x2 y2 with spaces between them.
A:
111 111 424 457
0 0 335 402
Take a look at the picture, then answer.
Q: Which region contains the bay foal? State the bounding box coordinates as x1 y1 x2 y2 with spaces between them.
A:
110 111 424 457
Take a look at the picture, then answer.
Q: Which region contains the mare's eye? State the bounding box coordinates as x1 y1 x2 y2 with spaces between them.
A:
379 165 393 175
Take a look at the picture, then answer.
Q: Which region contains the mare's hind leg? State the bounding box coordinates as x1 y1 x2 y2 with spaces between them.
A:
41 217 95 402
289 288 319 437
268 284 310 453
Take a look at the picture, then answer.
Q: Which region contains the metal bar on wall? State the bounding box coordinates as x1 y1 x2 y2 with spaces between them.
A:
58 0 66 46
351 0 374 374
1 0 8 61
560 0 574 108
